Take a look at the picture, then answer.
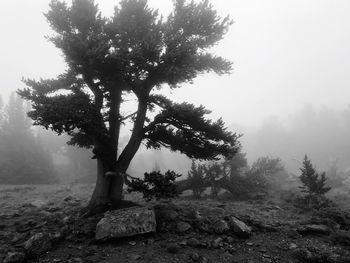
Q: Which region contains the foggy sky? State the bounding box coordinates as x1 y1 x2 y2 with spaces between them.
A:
1 0 350 127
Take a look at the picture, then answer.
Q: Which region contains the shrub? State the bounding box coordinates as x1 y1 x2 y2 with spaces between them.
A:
127 170 182 201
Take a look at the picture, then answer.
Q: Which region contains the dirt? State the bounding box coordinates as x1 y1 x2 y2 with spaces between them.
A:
1 184 350 263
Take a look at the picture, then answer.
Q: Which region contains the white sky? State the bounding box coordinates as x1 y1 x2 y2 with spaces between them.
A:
1 0 350 128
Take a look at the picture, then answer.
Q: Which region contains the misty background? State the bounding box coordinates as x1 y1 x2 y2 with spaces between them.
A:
1 0 350 183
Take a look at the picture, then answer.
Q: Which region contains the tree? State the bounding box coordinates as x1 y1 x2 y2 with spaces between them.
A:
299 155 331 208
0 93 57 184
18 0 239 213
299 155 331 196
187 160 206 198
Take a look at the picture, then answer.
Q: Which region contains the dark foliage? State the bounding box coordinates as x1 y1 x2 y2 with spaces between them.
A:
127 170 181 200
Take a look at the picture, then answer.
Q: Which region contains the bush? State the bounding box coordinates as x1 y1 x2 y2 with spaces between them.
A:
127 170 182 201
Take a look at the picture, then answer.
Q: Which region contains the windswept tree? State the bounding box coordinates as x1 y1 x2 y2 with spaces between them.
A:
19 0 239 213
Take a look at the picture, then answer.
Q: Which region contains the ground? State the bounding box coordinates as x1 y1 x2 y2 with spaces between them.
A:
1 184 350 263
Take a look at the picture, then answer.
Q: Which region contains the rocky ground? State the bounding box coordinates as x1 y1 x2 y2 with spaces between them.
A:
1 184 350 263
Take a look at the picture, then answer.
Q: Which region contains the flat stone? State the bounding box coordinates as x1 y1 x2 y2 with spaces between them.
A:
95 206 156 240
227 216 252 238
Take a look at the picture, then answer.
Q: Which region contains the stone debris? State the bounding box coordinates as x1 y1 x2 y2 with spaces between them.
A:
95 206 156 240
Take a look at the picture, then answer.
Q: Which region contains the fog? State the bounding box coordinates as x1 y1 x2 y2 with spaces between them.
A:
1 0 350 181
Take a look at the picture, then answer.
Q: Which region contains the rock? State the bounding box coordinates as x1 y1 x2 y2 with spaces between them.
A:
212 237 223 248
297 224 330 235
30 200 47 208
213 220 229 234
167 243 180 254
177 221 192 233
24 232 52 255
3 252 26 263
227 216 252 238
198 256 209 263
187 237 200 247
95 206 156 240
189 252 200 261
289 243 298 250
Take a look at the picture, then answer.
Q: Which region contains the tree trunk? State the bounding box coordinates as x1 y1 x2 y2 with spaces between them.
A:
87 158 112 213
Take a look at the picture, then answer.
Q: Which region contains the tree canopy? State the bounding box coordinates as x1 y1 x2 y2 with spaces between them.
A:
18 0 239 209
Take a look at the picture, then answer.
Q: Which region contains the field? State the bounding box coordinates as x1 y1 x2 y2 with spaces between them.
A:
1 184 350 263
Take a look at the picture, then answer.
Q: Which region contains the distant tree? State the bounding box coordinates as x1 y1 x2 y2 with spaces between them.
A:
204 162 224 197
187 160 206 198
299 155 331 195
299 155 331 208
0 93 57 184
217 155 284 200
18 0 239 213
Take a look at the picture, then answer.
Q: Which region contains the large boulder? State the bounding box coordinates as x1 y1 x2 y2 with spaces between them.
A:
95 206 156 240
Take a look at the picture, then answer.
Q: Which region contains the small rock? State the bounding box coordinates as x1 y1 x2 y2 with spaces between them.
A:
128 241 137 246
226 236 235 243
24 232 52 255
63 196 74 202
187 237 200 247
189 252 200 261
212 237 223 248
177 221 192 233
62 216 71 224
227 216 252 238
198 256 209 263
4 252 26 263
167 243 180 254
129 254 142 261
178 240 187 246
213 220 229 234
30 200 47 208
289 243 298 250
